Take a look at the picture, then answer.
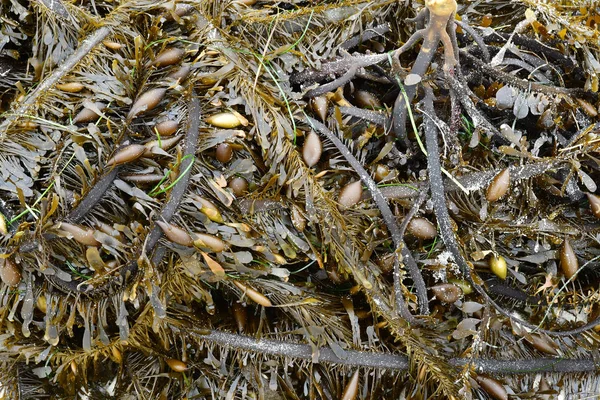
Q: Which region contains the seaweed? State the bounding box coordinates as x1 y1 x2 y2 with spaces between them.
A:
1 0 600 398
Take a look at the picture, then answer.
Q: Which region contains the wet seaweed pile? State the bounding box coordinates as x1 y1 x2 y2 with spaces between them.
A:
1 0 600 398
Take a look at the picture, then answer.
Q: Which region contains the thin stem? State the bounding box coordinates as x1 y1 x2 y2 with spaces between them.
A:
191 328 599 374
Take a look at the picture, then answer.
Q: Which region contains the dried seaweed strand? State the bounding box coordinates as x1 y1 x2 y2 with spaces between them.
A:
148 93 201 266
192 329 597 374
483 32 574 69
338 106 390 128
303 116 428 317
340 23 391 50
67 167 119 223
289 53 388 87
0 26 111 137
455 20 490 63
451 358 597 374
378 160 564 200
422 86 600 337
460 51 592 99
305 66 358 99
391 0 458 144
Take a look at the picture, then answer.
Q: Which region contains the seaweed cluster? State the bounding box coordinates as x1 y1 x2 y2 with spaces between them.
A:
1 0 600 398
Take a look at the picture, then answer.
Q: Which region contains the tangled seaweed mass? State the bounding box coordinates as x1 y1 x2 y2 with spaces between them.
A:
1 0 600 398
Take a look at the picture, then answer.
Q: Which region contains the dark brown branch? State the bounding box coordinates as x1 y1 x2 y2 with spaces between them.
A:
67 167 120 223
460 51 592 99
452 358 597 374
289 53 388 87
340 23 391 50
483 32 574 70
196 328 409 370
148 93 201 265
337 106 390 128
194 328 599 374
374 160 564 200
305 65 357 99
454 20 490 63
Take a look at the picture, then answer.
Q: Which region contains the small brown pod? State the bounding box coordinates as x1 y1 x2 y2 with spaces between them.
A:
0 258 21 287
233 281 272 307
154 120 178 136
374 164 390 182
486 168 510 202
338 181 363 209
103 41 123 50
560 238 578 280
341 370 360 400
121 173 164 184
59 223 100 246
354 90 381 109
153 48 185 68
165 358 187 372
229 177 248 196
106 144 146 166
128 88 167 119
407 217 437 240
576 98 598 117
206 112 242 128
167 64 191 81
143 135 182 156
56 82 85 93
527 333 558 356
310 95 329 121
156 221 193 247
72 102 106 124
215 143 233 163
431 283 461 303
192 233 226 253
475 376 508 400
302 131 322 168
587 193 600 219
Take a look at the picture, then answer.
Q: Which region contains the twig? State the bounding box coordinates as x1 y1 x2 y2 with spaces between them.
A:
377 160 565 200
148 93 201 266
483 32 574 70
